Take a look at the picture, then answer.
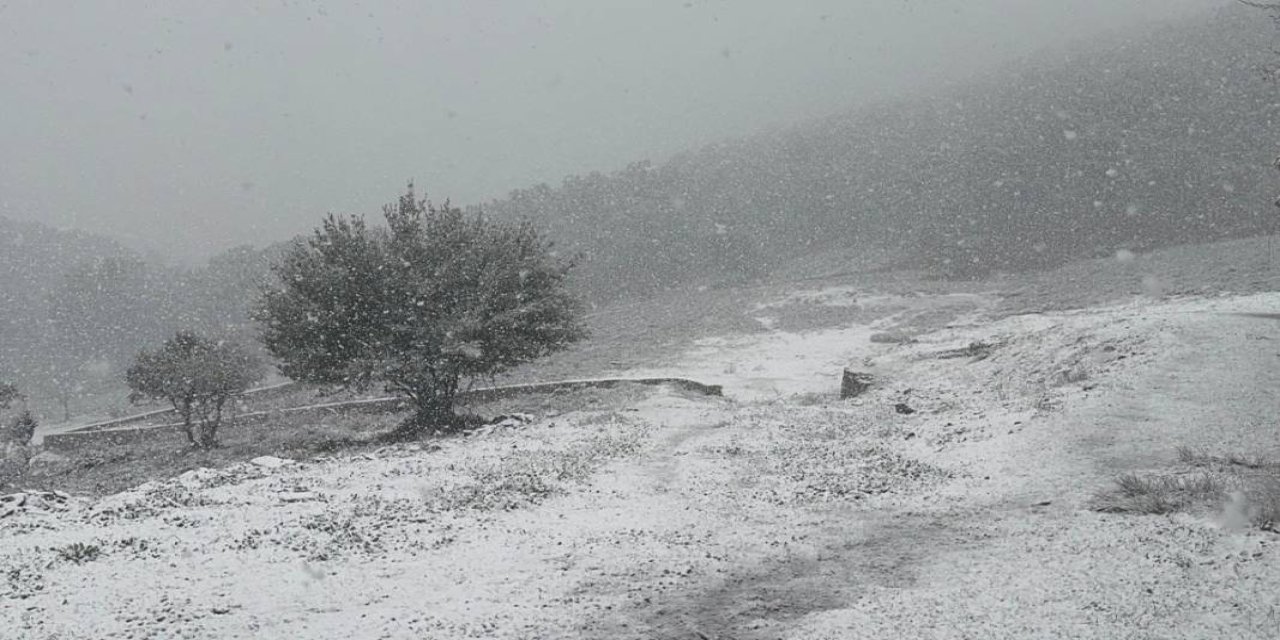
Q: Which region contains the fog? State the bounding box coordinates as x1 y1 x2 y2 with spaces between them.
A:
7 4 1280 632
0 0 1220 259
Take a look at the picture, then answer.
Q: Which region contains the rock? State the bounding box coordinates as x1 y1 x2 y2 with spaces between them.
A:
894 403 916 415
0 492 27 508
178 467 236 491
840 370 874 399
278 491 317 503
27 450 71 474
178 468 223 487
0 490 72 517
491 413 535 428
249 456 293 469
869 331 915 344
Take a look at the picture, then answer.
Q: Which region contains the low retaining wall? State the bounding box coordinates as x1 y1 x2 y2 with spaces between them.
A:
457 377 722 403
67 382 303 434
44 423 192 450
42 377 721 452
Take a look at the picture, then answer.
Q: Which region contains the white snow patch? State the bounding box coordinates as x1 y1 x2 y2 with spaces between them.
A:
625 324 882 401
250 456 294 469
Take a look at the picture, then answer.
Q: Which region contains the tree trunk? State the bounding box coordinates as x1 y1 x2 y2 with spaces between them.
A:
197 398 226 449
397 383 459 437
178 402 197 446
410 398 454 429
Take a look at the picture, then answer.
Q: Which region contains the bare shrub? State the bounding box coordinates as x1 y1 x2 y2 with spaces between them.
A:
55 542 103 565
1176 446 1274 470
1247 476 1280 532
1097 446 1280 532
1093 472 1226 515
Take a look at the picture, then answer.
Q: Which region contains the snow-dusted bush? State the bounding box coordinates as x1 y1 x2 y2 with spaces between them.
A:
257 185 585 435
125 332 264 448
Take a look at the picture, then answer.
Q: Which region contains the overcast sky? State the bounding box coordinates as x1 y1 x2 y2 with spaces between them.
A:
0 0 1221 260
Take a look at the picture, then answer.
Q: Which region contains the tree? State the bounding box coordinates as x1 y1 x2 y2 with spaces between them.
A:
4 411 37 447
125 331 264 448
0 382 29 446
0 384 33 480
257 185 586 434
0 382 18 411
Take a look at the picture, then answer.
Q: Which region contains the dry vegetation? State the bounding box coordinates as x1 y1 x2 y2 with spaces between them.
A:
1093 447 1280 531
14 385 656 497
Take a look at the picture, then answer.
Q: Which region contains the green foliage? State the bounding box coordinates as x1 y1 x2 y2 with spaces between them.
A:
125 331 264 448
258 185 586 432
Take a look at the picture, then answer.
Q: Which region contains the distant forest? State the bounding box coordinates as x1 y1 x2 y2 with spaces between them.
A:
2 6 1277 417
480 7 1280 299
0 218 283 419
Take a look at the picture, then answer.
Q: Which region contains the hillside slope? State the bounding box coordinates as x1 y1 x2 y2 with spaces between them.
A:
4 235 1279 638
483 7 1280 301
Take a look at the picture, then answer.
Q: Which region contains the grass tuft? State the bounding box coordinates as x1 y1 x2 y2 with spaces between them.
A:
1248 477 1280 532
1093 472 1226 515
55 542 103 564
1175 446 1273 470
1097 447 1280 531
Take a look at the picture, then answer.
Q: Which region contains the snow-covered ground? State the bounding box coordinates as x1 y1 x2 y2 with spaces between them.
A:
4 287 1279 638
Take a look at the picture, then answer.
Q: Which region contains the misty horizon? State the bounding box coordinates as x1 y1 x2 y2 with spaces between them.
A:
0 0 1221 262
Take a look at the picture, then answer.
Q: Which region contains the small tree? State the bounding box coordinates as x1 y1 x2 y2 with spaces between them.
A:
257 185 586 434
6 411 37 447
0 385 33 486
125 332 264 448
0 383 34 447
0 383 18 411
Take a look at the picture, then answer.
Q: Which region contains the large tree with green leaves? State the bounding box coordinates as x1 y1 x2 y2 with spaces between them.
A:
257 186 586 434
